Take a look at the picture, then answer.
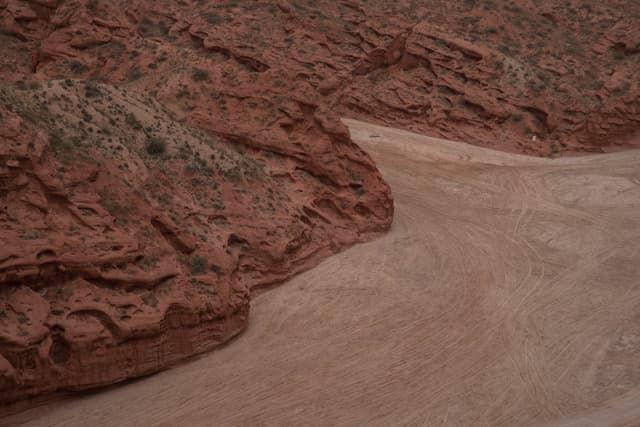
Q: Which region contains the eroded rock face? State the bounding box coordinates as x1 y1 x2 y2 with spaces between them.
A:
0 1 395 400
0 80 392 402
0 80 392 401
327 1 640 156
0 0 638 403
2 1 639 159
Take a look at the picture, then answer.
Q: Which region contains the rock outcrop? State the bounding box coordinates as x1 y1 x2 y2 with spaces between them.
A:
0 0 396 401
0 79 392 402
325 1 640 156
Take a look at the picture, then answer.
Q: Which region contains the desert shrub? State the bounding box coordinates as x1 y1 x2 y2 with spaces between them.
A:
612 49 625 61
190 255 207 275
69 61 88 74
145 138 167 156
125 113 142 130
192 68 209 82
205 12 225 25
84 83 101 98
127 66 142 81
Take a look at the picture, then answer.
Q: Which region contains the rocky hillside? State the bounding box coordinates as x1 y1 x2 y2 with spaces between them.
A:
2 0 638 156
0 1 395 403
0 0 638 403
329 0 640 155
0 79 392 402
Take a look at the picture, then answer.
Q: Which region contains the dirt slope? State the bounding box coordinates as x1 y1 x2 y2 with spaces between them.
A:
5 120 640 426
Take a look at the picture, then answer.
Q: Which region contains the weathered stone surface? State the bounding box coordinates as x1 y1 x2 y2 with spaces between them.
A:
0 12 393 402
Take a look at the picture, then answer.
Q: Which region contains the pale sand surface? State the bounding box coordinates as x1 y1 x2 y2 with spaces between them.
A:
4 119 640 427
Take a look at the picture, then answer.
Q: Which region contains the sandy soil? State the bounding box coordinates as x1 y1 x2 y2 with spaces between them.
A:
4 119 640 427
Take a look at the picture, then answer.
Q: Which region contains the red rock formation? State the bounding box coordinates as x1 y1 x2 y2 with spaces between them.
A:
0 0 639 403
0 79 392 402
325 1 640 156
0 0 397 401
2 0 639 155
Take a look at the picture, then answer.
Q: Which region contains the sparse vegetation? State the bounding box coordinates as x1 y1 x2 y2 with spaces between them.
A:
612 49 626 61
145 137 167 156
127 66 142 81
141 292 159 307
69 61 88 74
205 12 225 25
125 113 142 130
84 82 102 98
192 67 209 82
190 255 208 275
